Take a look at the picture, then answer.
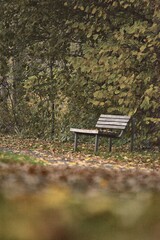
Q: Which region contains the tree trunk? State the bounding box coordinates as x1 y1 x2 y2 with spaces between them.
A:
49 61 55 139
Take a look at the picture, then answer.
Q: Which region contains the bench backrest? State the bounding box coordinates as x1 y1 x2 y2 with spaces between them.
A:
95 114 130 130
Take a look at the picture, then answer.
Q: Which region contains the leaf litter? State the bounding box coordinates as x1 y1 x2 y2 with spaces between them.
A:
0 135 160 240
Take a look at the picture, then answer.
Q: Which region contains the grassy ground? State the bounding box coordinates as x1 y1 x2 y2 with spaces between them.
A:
0 134 159 170
0 151 47 165
0 135 160 240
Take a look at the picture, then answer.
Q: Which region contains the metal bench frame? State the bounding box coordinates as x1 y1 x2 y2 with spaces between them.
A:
70 114 135 152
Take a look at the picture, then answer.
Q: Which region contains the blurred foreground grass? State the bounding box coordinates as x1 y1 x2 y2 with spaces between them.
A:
0 185 160 240
0 147 160 240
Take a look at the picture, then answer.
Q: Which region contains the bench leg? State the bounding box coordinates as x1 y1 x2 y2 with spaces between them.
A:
74 133 78 151
109 138 112 152
95 135 99 152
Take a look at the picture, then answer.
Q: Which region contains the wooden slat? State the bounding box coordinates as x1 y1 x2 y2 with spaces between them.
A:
95 124 126 129
96 121 127 126
98 118 129 123
70 128 99 134
100 114 130 119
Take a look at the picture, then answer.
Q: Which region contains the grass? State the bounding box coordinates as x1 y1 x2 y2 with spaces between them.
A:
0 136 160 240
0 151 47 165
0 187 160 240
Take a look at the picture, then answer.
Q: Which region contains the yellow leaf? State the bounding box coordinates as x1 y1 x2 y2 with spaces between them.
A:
140 45 146 52
80 5 84 11
92 7 97 14
93 34 99 40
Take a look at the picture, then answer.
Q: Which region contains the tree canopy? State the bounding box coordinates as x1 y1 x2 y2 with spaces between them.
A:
0 0 159 147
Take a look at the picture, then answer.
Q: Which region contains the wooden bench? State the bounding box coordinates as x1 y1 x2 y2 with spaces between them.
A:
70 114 135 152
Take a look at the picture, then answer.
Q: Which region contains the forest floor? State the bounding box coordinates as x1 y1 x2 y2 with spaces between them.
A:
0 134 160 240
0 134 159 171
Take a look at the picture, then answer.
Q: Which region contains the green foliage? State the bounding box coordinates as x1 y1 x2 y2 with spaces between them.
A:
0 0 159 145
65 0 160 145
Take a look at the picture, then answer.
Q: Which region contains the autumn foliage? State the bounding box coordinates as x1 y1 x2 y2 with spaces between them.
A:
0 0 159 147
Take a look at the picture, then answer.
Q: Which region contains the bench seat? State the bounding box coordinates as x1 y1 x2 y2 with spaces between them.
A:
70 128 99 135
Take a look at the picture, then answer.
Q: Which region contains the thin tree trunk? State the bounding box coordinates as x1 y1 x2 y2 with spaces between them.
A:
49 61 55 139
12 46 25 132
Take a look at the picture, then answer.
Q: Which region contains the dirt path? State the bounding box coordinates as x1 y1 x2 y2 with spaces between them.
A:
0 134 160 173
0 145 159 173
